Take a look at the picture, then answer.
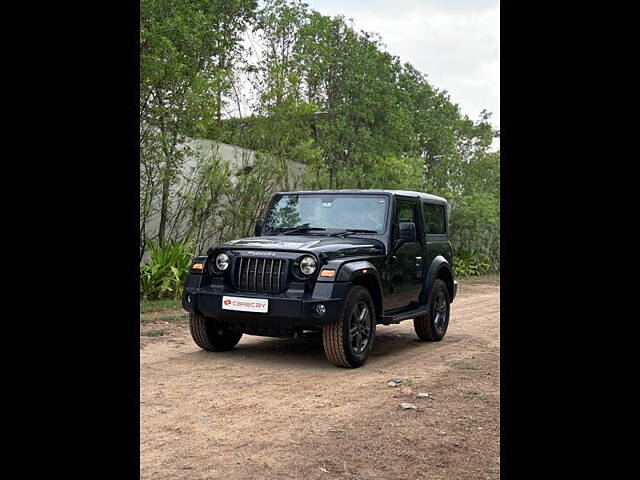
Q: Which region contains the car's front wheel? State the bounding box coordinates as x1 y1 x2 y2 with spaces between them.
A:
189 312 243 351
322 286 376 368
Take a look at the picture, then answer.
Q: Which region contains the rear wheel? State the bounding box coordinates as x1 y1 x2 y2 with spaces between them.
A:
189 312 243 351
322 286 376 368
414 279 450 341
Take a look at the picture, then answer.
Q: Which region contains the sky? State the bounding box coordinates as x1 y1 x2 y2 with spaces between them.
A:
304 0 500 143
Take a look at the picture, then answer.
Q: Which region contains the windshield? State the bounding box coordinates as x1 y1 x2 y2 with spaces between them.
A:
263 194 389 234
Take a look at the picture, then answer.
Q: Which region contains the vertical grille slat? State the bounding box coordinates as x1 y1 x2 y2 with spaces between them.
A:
279 260 283 290
233 255 287 293
237 257 243 287
252 258 258 291
273 259 278 293
260 259 266 291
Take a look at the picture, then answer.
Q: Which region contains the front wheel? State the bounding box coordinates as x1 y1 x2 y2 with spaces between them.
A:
414 279 450 341
322 286 376 368
189 312 243 351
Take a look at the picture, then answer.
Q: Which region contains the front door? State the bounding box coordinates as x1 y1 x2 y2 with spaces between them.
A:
384 197 424 312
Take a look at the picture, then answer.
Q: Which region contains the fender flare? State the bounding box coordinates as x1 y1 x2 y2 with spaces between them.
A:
335 260 379 283
334 260 384 320
420 256 455 304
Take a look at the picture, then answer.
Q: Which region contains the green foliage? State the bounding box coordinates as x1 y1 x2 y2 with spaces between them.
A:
220 151 289 240
140 240 195 300
139 0 500 277
453 250 492 277
140 298 183 314
140 0 258 249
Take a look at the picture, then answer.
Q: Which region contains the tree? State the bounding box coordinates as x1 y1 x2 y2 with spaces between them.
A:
140 0 257 249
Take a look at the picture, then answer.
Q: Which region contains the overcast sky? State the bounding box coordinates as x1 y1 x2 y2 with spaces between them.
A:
305 0 500 137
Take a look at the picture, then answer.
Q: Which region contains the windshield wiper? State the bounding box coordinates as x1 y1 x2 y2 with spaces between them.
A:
331 228 378 237
281 225 327 235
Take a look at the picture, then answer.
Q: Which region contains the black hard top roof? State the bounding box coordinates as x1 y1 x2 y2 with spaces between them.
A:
275 189 448 205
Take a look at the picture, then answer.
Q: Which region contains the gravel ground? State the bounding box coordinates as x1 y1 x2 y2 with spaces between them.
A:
140 276 500 479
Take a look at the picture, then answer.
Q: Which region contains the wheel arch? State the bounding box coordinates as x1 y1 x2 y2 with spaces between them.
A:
420 256 455 304
335 260 383 322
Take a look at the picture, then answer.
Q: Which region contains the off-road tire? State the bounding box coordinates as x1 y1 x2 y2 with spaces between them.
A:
189 312 243 351
414 279 450 341
322 286 376 368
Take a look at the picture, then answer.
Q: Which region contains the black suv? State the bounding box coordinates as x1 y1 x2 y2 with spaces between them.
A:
182 190 457 368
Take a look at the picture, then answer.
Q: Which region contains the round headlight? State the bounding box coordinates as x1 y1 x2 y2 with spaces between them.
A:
300 256 317 276
215 253 229 271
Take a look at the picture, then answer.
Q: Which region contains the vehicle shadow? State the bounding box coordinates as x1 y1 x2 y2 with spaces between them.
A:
179 325 429 369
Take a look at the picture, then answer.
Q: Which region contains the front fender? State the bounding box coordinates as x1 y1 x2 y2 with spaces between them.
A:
313 259 384 320
335 260 380 283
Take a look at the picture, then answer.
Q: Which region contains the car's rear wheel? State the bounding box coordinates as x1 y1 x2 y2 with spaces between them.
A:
414 279 450 341
189 312 243 351
322 286 376 368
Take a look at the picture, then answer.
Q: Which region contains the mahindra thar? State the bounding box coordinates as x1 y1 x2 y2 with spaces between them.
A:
182 190 457 368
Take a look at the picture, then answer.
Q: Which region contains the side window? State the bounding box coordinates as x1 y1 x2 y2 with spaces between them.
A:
423 203 446 234
395 201 419 240
397 203 416 223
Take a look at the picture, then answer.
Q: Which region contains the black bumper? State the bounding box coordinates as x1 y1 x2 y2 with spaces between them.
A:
182 278 349 334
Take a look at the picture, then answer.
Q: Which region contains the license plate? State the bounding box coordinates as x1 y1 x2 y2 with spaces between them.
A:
222 296 269 313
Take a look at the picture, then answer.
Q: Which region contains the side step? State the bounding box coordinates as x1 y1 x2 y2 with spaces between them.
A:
381 306 428 325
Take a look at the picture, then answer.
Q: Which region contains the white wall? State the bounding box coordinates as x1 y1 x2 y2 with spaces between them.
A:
142 139 306 258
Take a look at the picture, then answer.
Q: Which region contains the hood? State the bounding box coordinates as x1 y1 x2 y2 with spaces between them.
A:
217 235 385 258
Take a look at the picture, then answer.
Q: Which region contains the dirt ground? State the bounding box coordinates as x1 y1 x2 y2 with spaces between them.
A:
140 275 500 480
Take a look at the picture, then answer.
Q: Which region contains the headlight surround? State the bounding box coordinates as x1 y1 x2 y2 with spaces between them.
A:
300 255 317 276
215 253 229 271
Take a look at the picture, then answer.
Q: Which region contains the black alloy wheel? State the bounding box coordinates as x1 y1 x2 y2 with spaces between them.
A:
349 301 373 355
322 286 377 368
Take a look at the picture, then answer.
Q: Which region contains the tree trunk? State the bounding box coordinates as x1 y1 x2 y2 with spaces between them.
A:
157 169 170 248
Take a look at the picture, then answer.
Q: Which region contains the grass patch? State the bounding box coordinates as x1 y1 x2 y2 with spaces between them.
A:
459 274 500 286
141 329 170 337
140 298 182 314
464 389 484 398
447 360 478 370
140 313 188 325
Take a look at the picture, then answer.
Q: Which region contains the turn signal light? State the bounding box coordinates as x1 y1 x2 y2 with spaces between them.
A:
191 263 204 271
320 269 336 278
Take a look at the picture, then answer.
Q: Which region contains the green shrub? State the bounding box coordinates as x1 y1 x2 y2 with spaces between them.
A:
453 250 492 277
140 240 195 300
449 192 500 272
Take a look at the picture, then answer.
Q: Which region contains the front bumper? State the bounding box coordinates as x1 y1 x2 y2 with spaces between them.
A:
182 277 349 335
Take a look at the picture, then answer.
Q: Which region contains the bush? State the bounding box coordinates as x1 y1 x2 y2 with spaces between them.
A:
449 192 499 271
453 250 492 277
140 240 195 300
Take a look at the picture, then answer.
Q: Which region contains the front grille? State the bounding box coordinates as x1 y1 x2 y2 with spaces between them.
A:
233 257 288 293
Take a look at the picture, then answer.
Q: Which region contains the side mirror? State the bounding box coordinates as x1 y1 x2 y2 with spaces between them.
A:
398 221 417 242
254 219 264 236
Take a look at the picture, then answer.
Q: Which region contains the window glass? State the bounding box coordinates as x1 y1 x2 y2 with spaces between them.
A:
263 194 388 233
423 203 446 234
395 201 418 240
396 203 416 223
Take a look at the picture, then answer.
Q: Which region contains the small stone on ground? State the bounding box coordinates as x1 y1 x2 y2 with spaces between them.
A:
400 403 417 410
